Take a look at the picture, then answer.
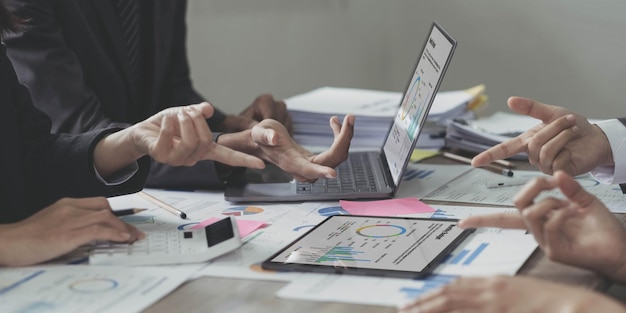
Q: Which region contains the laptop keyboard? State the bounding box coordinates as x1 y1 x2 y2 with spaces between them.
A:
296 154 378 194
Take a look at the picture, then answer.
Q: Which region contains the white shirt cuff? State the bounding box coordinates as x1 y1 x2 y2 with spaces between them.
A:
590 119 626 184
93 162 140 186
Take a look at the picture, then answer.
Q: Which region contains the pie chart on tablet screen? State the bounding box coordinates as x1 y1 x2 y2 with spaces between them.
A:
222 206 264 216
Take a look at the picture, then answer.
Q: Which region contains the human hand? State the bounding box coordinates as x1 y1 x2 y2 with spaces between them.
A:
219 94 292 133
398 276 626 313
0 197 144 267
472 97 612 176
511 171 626 280
462 171 626 280
458 211 527 230
129 102 265 169
250 114 354 182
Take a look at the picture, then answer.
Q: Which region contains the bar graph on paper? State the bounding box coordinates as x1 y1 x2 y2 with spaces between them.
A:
428 205 518 221
434 231 538 276
399 274 458 300
443 243 488 266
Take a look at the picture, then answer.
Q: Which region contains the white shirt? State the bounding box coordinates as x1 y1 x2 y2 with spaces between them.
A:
93 162 139 186
591 119 626 184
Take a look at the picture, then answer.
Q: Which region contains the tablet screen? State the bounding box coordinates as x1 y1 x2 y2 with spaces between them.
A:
262 215 474 278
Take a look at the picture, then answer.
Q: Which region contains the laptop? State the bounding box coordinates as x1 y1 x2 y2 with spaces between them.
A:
225 22 457 202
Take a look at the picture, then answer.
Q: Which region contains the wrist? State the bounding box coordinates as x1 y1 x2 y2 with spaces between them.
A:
93 127 145 178
593 123 615 167
0 223 22 267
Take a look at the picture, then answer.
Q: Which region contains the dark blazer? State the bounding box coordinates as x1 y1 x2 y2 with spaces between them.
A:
0 45 149 224
3 0 228 189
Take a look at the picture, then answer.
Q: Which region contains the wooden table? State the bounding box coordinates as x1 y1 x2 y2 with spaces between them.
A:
145 156 616 312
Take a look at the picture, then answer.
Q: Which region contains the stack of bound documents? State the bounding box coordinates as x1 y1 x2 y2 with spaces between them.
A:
445 111 540 160
285 85 487 151
286 87 398 150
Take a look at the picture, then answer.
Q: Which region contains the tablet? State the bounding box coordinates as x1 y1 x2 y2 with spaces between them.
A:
261 215 474 278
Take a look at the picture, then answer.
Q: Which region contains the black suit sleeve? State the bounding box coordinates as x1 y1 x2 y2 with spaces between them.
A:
1 53 149 217
4 0 227 132
3 0 232 189
3 0 130 133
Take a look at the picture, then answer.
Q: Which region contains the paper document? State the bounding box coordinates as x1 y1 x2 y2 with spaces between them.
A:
445 112 602 159
196 201 334 281
278 205 537 306
287 86 483 150
394 163 472 199
286 86 401 117
445 112 537 159
277 228 536 307
0 265 198 313
276 203 537 307
421 169 626 212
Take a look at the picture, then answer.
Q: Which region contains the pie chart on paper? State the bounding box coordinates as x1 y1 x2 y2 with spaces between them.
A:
222 206 264 216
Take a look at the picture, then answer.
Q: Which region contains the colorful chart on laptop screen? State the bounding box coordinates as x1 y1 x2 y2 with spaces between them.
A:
222 206 264 216
383 24 455 185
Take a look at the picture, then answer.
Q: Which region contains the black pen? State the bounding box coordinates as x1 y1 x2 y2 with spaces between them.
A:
113 208 148 217
486 178 529 188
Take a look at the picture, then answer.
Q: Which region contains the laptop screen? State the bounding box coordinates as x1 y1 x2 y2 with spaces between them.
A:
382 23 457 186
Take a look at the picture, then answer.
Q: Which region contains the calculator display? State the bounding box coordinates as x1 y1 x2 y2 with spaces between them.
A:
205 217 235 247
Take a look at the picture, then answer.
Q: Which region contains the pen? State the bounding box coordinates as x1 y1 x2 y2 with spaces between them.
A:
486 178 529 188
442 152 514 177
492 159 516 169
138 191 188 219
482 164 514 177
113 208 148 217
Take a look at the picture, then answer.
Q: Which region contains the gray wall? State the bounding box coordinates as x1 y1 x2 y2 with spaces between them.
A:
187 0 626 119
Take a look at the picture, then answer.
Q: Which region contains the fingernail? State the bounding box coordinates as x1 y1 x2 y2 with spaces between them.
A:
348 115 355 125
265 131 275 143
121 232 131 240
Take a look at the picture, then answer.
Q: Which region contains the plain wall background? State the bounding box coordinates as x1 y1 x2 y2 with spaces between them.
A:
186 0 626 119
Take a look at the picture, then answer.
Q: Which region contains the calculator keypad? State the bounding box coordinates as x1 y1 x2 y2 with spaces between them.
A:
91 229 199 256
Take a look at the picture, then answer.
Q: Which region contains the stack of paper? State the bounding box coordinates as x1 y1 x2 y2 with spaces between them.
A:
286 87 399 150
419 84 487 148
444 111 540 160
285 85 487 150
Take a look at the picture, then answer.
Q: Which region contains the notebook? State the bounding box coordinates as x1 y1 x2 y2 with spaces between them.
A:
224 22 457 202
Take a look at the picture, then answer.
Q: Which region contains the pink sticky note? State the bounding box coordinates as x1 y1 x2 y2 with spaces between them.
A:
340 198 435 216
191 217 266 238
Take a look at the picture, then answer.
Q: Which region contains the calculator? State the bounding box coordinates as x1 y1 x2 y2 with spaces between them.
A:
89 216 242 266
